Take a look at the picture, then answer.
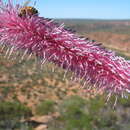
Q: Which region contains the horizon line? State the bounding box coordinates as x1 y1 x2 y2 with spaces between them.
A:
48 18 130 20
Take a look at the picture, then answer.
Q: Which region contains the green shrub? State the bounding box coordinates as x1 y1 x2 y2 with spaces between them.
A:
36 100 55 115
0 101 32 129
118 95 130 107
49 95 121 130
1 86 14 97
58 96 92 130
86 96 105 113
0 101 32 120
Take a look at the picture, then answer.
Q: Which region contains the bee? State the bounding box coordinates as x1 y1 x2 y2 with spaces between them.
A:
18 6 38 17
18 0 38 17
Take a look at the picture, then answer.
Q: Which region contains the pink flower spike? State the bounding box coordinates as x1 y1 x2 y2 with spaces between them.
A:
0 0 130 96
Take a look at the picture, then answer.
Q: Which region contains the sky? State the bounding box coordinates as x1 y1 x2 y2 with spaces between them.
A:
24 0 130 19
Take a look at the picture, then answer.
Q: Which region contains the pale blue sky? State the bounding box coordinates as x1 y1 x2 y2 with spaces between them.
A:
23 0 130 19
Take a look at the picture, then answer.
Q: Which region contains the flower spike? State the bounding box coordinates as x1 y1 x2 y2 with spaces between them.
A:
0 0 129 96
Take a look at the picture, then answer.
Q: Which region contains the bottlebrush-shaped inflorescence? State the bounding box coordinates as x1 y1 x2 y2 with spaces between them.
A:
0 0 130 97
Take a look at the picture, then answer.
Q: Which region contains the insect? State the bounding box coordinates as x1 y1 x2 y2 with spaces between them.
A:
18 0 38 17
18 6 38 17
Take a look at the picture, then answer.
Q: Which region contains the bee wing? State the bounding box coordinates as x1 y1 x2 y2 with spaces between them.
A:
33 1 37 6
23 0 31 7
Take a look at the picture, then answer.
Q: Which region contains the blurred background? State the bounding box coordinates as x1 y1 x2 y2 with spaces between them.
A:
37 0 130 19
0 0 130 130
